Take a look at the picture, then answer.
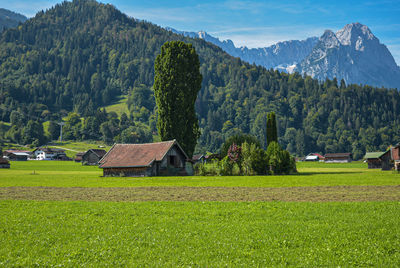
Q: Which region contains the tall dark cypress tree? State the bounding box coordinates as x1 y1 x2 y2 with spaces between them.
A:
266 112 278 147
154 41 202 157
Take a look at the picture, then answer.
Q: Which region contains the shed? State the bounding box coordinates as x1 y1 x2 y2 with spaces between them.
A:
75 152 85 162
304 153 319 161
392 144 400 171
363 152 385 169
324 153 352 163
99 140 188 177
82 149 107 165
380 150 393 171
3 150 30 161
0 157 10 168
192 154 205 164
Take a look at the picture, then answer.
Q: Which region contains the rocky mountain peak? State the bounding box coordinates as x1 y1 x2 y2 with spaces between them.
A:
320 30 341 48
336 22 377 51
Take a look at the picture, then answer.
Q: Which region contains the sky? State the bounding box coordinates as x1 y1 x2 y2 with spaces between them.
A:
2 0 400 65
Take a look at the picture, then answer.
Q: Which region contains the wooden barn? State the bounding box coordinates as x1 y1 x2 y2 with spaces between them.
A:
363 152 385 169
392 144 400 171
2 150 30 161
74 152 85 162
99 140 189 177
380 149 393 171
82 149 107 165
324 153 352 163
0 157 10 168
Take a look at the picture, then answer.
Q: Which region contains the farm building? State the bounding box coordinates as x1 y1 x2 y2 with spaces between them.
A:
304 153 325 161
324 153 352 163
380 150 393 171
2 150 30 161
392 144 400 171
99 140 189 177
82 149 107 165
0 157 10 168
192 154 205 164
74 152 85 162
363 152 386 169
32 147 68 160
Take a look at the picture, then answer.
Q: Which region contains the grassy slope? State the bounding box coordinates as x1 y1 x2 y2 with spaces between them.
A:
0 161 399 188
0 200 399 266
46 141 111 158
102 95 129 116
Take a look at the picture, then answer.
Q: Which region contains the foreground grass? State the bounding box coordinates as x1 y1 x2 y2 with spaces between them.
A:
0 200 399 266
0 161 399 188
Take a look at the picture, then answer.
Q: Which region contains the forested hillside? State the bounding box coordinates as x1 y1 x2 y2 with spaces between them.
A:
0 0 399 158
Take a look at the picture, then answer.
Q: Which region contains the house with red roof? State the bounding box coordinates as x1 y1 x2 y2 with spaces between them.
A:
99 140 189 177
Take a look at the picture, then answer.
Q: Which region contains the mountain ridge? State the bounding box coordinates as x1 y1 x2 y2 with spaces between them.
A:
296 22 400 89
0 8 27 32
169 23 400 89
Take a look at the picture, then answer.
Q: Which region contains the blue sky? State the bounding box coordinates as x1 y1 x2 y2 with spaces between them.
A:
2 0 400 64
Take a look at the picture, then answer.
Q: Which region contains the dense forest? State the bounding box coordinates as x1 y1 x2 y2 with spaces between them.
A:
0 0 399 159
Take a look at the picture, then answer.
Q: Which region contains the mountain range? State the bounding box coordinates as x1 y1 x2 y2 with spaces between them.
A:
168 23 400 90
0 8 27 32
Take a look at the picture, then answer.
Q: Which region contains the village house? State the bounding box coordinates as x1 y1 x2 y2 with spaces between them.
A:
392 144 400 171
363 152 386 169
82 149 107 165
2 150 30 161
32 147 68 160
324 153 352 163
304 153 325 162
0 157 10 168
99 140 190 177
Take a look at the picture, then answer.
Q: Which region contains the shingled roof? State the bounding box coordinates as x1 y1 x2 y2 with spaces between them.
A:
99 140 187 168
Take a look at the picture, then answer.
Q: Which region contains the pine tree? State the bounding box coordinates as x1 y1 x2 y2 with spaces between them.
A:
266 112 278 146
154 41 202 157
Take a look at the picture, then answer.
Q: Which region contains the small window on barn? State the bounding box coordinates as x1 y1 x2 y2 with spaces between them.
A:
169 155 176 167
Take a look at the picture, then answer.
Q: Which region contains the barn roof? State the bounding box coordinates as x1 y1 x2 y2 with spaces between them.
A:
324 153 352 158
99 140 187 168
85 149 107 158
363 152 385 159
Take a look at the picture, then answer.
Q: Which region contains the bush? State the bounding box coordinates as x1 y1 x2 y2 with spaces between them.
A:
266 141 297 175
220 134 260 158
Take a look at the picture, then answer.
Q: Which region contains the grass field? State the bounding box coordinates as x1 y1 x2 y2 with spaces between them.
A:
1 161 399 266
0 161 399 188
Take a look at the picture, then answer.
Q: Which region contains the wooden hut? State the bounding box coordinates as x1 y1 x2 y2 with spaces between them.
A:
363 152 385 169
380 150 393 171
82 149 107 165
392 144 400 171
324 153 352 163
0 157 10 168
74 152 85 162
99 140 188 177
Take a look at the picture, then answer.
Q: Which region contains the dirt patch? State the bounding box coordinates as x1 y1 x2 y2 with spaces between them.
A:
1 185 400 202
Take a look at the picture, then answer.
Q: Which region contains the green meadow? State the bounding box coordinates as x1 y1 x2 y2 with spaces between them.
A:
0 161 400 266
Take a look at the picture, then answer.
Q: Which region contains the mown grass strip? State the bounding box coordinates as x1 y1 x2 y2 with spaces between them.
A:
1 185 400 202
0 200 399 266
